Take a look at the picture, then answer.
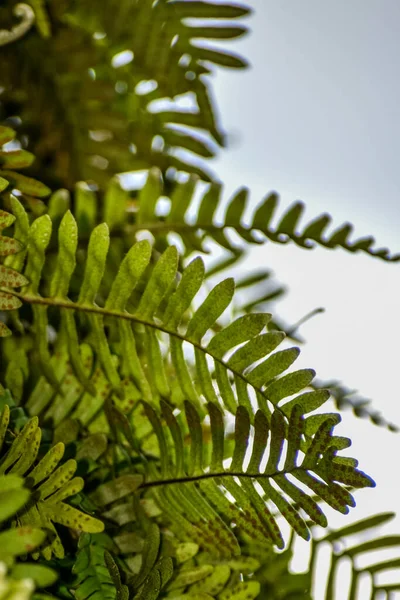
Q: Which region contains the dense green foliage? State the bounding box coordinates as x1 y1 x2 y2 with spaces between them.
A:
0 1 399 598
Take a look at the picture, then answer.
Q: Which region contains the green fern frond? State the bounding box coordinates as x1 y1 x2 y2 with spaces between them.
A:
0 404 103 560
130 172 400 262
83 519 261 600
140 400 374 555
312 378 399 432
308 512 400 599
73 533 117 600
2 204 385 441
0 207 29 336
0 127 50 200
0 1 250 188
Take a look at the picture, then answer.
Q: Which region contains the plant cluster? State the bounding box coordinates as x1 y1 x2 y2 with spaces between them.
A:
0 1 399 599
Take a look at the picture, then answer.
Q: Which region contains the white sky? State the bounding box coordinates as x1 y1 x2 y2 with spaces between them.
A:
208 1 400 596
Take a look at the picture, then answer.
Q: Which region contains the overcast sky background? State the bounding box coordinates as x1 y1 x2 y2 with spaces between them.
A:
207 1 400 596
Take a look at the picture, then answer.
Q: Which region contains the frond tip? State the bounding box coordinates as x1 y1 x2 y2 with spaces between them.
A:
131 172 400 262
142 400 375 556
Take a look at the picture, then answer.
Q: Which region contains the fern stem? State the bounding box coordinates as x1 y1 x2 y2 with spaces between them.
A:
139 465 304 489
5 289 287 418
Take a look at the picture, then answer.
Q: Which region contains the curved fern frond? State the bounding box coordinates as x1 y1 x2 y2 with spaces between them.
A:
140 400 374 555
87 517 261 600
307 512 400 599
0 4 35 47
0 2 250 188
0 404 103 560
130 172 400 262
2 207 334 421
313 378 399 432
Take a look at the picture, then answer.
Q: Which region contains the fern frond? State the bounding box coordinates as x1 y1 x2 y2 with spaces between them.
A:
0 404 103 560
73 533 117 600
0 126 50 200
130 172 400 262
1 206 333 423
141 400 374 555
312 378 399 432
0 207 29 336
307 512 400 599
0 2 250 188
0 4 35 47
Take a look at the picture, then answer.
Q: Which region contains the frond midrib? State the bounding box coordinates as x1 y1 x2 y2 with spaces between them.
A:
139 463 314 489
4 287 283 415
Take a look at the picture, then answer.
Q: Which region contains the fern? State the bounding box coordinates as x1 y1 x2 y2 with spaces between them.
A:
129 171 400 263
0 4 36 47
73 533 117 600
0 403 103 560
141 400 374 555
0 125 50 201
312 378 399 432
0 1 250 188
0 2 398 599
306 512 400 599
0 204 315 413
1 202 391 435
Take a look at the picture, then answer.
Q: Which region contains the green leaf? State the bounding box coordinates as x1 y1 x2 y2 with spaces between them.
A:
0 149 34 169
208 313 269 358
0 171 50 197
345 536 400 558
322 512 395 542
78 224 110 305
0 527 46 558
24 215 52 294
103 177 128 232
91 475 143 507
163 257 205 329
265 369 316 404
11 564 58 587
106 240 152 311
247 347 300 387
50 211 78 298
134 524 161 588
186 278 235 343
0 126 16 145
136 246 178 319
0 475 30 521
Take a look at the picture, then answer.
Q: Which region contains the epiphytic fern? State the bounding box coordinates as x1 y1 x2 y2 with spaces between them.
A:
0 1 250 188
141 400 374 555
2 201 395 438
312 378 398 432
131 170 400 263
72 533 119 600
306 512 400 599
0 403 103 560
1 203 326 415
